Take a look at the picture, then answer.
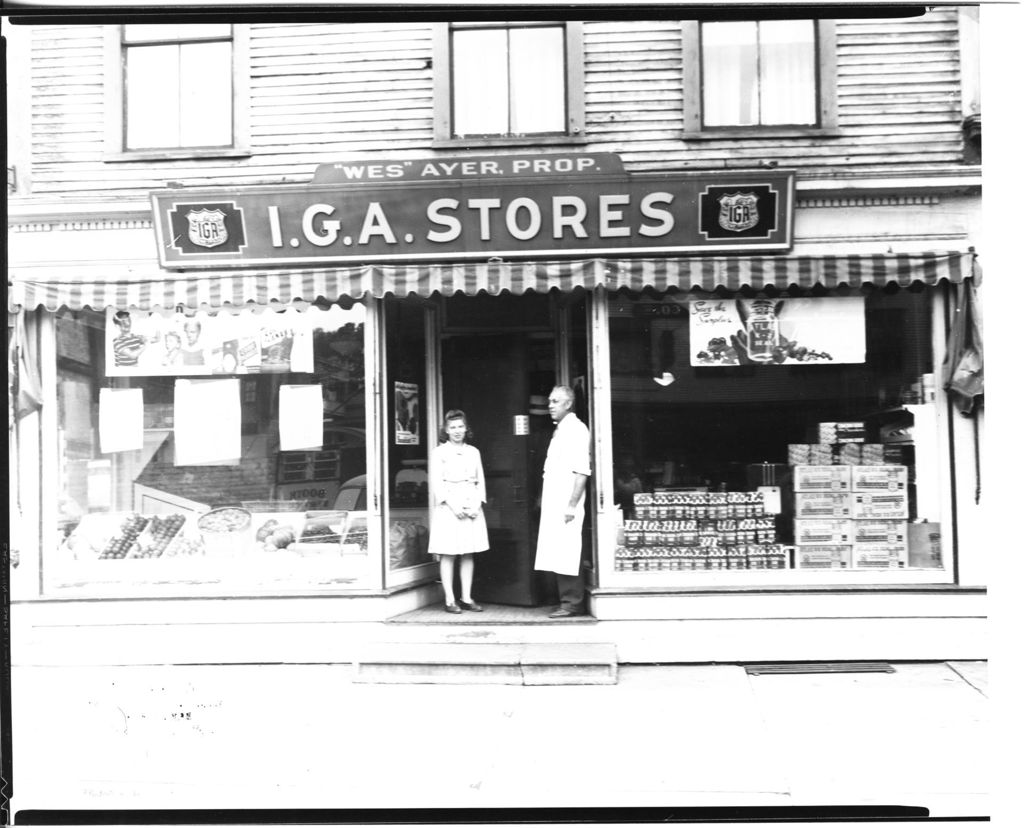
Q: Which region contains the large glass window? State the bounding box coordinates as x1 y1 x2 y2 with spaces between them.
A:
51 302 370 595
608 286 947 580
122 24 234 150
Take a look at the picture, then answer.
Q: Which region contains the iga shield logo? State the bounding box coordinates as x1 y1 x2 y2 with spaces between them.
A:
187 209 229 248
168 201 247 256
699 183 779 241
717 193 760 233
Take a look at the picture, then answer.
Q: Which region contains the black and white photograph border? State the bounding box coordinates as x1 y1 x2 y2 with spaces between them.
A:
4 1 1011 825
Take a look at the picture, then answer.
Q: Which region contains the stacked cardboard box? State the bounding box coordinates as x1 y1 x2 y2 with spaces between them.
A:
789 421 910 569
789 422 886 467
614 491 787 571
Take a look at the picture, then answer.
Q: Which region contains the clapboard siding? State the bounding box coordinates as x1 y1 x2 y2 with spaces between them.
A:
28 25 106 183
21 10 970 198
246 22 433 167
583 19 684 152
615 9 965 173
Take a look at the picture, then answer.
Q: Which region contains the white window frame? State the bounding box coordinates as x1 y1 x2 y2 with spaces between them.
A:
433 21 585 147
682 19 838 139
104 24 251 161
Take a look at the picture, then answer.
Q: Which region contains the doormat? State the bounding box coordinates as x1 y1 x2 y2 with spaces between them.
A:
744 661 895 675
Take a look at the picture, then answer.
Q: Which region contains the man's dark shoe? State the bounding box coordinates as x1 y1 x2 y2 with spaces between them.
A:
444 602 462 614
549 607 583 618
459 600 484 612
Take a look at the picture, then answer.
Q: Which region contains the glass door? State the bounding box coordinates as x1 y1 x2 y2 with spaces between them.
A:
382 295 440 589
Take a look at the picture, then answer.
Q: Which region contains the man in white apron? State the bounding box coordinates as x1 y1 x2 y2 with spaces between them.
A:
534 385 591 617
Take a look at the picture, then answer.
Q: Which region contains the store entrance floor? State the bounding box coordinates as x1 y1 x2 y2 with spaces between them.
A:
387 602 595 624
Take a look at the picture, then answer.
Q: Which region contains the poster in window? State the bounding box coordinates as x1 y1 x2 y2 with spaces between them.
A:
105 307 315 378
689 297 865 366
394 381 420 446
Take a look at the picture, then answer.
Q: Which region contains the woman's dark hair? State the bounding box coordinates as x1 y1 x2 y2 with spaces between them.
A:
438 409 473 443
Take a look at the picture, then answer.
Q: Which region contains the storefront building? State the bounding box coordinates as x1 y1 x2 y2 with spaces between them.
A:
6 12 986 662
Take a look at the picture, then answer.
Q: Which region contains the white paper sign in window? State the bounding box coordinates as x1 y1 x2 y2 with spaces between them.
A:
99 388 145 454
279 384 325 451
173 378 241 465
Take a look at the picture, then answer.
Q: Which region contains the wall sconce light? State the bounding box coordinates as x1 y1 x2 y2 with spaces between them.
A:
653 372 675 387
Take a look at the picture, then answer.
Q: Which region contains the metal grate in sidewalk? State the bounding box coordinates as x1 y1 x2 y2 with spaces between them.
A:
744 661 895 675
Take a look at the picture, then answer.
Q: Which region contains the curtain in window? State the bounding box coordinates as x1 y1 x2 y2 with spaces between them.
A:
452 29 508 136
452 26 565 136
125 38 232 149
509 27 565 134
703 22 758 127
759 21 816 125
703 20 816 127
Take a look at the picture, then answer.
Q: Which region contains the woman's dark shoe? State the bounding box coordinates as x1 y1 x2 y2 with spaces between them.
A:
444 602 462 614
459 600 484 612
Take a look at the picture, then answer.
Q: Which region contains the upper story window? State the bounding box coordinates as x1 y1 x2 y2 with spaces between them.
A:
683 19 837 137
433 21 584 147
123 24 232 149
703 20 816 127
105 24 250 160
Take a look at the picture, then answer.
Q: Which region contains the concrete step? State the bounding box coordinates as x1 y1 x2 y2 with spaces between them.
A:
352 642 618 685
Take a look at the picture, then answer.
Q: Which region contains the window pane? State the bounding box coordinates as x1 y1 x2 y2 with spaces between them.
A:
608 289 945 578
760 20 816 125
125 24 231 42
53 305 372 594
702 22 759 127
125 44 181 149
180 42 233 146
509 27 565 134
125 39 233 150
452 29 509 136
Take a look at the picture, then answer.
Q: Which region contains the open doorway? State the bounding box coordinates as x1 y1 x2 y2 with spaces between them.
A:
438 294 562 606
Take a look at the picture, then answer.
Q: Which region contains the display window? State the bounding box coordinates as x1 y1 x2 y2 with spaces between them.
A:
605 285 950 585
49 301 371 596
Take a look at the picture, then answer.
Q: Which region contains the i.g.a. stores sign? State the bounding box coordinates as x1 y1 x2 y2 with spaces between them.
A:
151 153 793 268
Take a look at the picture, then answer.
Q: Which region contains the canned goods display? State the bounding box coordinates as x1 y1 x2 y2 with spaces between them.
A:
613 493 788 572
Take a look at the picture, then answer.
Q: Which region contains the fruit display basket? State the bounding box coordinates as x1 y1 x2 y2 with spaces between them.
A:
62 511 204 561
126 514 188 558
196 506 253 558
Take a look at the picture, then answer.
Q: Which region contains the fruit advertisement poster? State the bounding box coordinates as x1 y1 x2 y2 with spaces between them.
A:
689 297 865 366
106 306 314 377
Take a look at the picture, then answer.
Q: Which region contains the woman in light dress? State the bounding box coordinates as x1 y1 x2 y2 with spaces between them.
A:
428 410 489 613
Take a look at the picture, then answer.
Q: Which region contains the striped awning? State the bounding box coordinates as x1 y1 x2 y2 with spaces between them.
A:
8 250 978 312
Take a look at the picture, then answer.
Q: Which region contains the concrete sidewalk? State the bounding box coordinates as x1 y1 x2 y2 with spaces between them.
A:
9 659 987 819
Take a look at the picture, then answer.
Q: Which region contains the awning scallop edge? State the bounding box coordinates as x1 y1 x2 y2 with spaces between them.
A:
8 250 978 312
